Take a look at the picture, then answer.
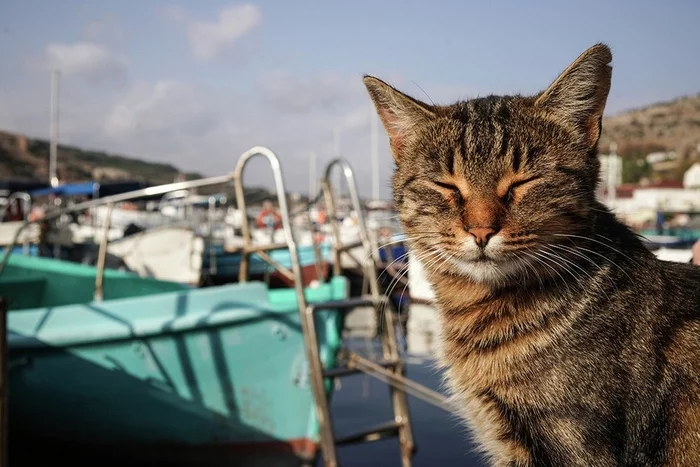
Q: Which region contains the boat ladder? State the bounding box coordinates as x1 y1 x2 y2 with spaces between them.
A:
233 150 440 466
316 159 418 466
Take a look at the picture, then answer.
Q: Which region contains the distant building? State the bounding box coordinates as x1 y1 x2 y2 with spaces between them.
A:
598 153 622 200
646 151 679 176
604 177 700 226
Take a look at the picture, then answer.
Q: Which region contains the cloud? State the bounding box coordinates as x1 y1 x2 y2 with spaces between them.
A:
92 70 388 192
259 71 359 114
105 81 211 137
83 15 124 43
2 47 396 197
45 42 127 85
165 4 262 61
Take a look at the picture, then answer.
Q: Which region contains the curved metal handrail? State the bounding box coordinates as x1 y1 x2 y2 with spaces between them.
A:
232 147 306 295
322 158 380 296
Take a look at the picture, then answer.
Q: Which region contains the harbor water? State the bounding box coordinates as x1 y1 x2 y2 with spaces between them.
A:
329 350 485 466
330 306 486 466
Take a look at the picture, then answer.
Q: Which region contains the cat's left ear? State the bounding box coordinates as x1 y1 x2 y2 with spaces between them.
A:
535 43 612 150
363 76 436 163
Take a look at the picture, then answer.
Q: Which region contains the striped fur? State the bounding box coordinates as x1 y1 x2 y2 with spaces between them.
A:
364 44 700 466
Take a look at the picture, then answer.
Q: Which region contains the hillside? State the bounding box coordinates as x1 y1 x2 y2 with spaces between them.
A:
0 130 202 186
600 93 700 183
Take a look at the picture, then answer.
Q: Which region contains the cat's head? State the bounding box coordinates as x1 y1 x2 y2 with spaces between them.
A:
364 44 612 286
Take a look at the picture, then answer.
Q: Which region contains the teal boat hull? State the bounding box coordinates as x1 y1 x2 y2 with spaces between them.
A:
2 255 348 466
202 242 331 276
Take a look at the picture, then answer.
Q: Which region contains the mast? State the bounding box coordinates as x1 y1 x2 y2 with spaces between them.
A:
49 70 60 187
309 151 317 199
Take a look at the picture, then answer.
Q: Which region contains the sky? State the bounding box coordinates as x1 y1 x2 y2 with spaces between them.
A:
1 0 699 199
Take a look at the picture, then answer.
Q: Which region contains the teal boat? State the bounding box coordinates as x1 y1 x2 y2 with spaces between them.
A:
2 254 348 466
202 241 332 286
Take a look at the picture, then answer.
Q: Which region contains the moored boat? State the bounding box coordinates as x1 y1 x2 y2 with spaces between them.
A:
2 253 348 466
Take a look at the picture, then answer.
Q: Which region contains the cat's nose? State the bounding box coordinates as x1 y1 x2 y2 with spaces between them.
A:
467 226 499 248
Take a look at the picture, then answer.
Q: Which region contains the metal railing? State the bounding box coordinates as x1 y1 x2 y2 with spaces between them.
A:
1 192 31 221
0 147 321 296
0 173 233 280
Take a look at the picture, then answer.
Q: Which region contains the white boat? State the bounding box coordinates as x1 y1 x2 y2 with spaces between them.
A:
106 224 205 285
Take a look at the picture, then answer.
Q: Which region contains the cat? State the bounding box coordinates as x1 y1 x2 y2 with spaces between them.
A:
364 43 700 466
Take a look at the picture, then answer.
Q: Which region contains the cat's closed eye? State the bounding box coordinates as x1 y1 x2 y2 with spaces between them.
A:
434 181 458 192
433 181 462 203
502 176 540 204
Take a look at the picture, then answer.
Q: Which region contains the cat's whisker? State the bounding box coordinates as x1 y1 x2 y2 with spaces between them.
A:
539 246 590 282
376 252 411 285
384 247 443 331
394 245 451 334
553 233 640 266
548 243 621 295
513 250 545 289
553 240 634 282
539 246 613 304
526 249 574 295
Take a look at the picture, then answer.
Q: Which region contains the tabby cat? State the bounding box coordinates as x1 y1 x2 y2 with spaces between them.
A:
364 44 700 466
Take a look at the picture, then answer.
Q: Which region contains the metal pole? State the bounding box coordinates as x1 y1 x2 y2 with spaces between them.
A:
309 152 317 200
347 352 452 412
370 104 380 203
0 297 7 467
208 196 217 276
94 203 113 302
49 70 60 188
323 158 416 464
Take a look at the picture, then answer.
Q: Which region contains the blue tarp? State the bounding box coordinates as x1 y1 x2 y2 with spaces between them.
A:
28 181 147 198
29 182 98 197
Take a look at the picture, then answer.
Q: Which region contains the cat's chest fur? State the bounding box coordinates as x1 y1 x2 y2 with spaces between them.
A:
430 273 627 466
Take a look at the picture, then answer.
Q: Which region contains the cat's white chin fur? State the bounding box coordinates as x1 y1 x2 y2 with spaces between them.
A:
448 257 511 283
447 235 526 284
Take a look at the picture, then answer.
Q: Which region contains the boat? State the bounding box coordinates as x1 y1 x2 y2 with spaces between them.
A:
2 253 348 466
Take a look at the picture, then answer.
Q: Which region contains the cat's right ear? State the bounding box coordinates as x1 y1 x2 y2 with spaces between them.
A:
535 43 612 150
363 76 435 162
